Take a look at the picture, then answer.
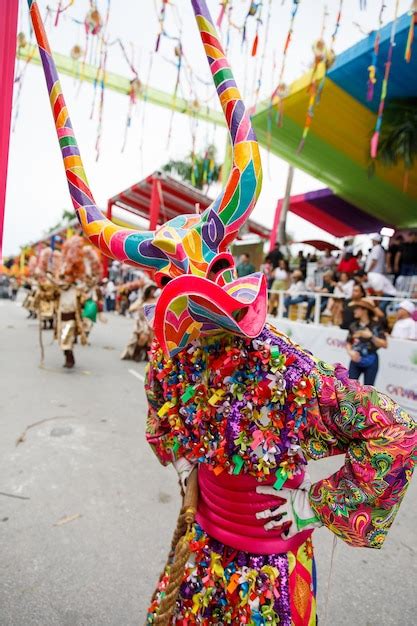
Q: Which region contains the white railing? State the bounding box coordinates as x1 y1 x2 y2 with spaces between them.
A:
268 290 417 326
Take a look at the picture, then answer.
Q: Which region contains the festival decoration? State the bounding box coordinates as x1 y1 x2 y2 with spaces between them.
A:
70 44 83 60
269 0 301 129
84 4 102 36
297 1 343 154
155 0 169 52
367 1 386 102
27 0 265 357
405 0 417 62
370 0 401 159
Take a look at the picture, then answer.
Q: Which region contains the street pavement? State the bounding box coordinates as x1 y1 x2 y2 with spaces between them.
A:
0 298 416 626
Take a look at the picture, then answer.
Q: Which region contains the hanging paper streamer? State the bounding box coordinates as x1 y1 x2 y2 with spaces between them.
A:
297 2 343 154
359 0 367 9
269 0 301 129
370 0 400 159
367 1 386 102
155 0 169 52
242 1 259 47
216 0 229 27
54 0 74 27
252 0 272 108
405 1 417 62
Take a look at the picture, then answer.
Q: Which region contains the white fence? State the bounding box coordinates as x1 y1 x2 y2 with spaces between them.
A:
268 317 417 416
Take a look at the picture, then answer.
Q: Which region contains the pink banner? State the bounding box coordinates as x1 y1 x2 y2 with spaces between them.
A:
0 0 19 261
269 199 282 252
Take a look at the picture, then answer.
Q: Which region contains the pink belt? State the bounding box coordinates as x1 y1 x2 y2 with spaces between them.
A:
195 464 312 555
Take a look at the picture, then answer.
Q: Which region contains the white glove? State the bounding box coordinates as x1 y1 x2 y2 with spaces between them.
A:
173 457 195 491
255 477 322 538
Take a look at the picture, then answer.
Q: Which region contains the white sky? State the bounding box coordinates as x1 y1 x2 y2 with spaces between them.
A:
3 0 410 256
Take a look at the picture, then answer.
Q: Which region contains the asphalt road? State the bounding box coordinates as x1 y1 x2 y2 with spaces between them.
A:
0 298 416 626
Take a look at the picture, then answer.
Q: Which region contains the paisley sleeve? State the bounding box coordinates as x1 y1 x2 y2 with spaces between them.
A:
144 346 174 466
306 362 416 549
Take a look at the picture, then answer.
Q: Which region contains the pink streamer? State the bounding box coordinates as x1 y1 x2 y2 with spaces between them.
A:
0 0 19 262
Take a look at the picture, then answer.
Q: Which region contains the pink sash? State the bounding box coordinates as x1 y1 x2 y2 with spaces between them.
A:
196 464 312 555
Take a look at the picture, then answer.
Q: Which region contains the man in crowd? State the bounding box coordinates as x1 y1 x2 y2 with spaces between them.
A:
391 300 417 340
264 243 283 269
356 269 397 313
395 231 417 277
365 234 385 274
236 253 256 278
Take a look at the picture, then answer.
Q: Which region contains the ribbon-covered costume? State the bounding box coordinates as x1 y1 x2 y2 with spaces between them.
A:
27 0 416 623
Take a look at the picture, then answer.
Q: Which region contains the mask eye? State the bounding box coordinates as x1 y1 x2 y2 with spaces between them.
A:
158 275 172 288
209 258 232 277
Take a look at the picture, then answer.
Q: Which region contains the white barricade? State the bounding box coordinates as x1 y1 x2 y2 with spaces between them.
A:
268 317 417 416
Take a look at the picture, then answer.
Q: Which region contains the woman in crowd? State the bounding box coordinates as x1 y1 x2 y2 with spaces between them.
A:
346 297 388 385
120 284 160 362
268 258 290 315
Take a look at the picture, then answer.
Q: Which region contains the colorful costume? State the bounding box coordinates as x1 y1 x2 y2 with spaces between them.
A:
33 247 60 329
28 0 416 623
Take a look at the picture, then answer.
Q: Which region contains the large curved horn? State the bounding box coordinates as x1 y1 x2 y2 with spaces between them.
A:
27 1 167 271
190 0 262 249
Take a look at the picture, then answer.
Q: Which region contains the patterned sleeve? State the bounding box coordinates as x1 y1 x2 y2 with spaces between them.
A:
304 362 416 549
144 345 174 466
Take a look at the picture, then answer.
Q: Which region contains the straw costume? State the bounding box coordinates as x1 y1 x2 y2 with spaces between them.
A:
28 0 416 623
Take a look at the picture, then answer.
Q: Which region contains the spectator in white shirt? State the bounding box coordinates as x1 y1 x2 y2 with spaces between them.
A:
365 234 386 274
391 300 417 340
357 269 396 313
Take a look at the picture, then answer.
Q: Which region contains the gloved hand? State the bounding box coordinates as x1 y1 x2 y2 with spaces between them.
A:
255 476 323 538
173 457 195 491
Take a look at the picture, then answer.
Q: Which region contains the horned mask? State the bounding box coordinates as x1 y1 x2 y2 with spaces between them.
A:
28 0 266 356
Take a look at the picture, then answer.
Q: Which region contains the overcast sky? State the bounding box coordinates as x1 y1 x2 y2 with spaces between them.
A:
3 0 410 256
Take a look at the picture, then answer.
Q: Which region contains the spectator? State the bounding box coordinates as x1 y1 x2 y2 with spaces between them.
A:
268 259 289 315
331 271 354 325
261 260 274 290
283 270 307 318
337 246 360 275
236 253 256 278
346 297 388 385
391 300 417 340
297 250 307 277
356 269 396 313
319 248 336 270
355 250 365 268
365 234 386 274
394 231 417 277
103 278 116 312
340 282 367 330
386 233 404 279
265 244 283 269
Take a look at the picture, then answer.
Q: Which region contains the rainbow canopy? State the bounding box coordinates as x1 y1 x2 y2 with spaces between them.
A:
253 12 417 229
286 188 389 237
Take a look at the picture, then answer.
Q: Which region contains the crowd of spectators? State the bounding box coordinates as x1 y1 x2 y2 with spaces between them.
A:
260 233 417 343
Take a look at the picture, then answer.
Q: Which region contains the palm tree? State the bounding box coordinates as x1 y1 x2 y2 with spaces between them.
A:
374 98 417 173
162 144 221 192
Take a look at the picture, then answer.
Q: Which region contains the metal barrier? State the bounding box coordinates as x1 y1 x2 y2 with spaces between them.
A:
268 289 417 326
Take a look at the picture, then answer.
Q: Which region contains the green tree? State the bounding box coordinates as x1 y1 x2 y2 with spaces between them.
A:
373 98 417 172
162 144 222 191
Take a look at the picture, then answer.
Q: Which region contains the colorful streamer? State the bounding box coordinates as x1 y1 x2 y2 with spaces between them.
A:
297 2 343 154
366 1 386 102
370 0 401 159
270 0 301 129
405 1 417 62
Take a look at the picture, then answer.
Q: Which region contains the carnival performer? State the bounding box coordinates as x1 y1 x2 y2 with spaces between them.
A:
55 236 88 368
120 283 160 362
28 0 416 623
80 245 103 340
22 256 39 319
33 247 60 329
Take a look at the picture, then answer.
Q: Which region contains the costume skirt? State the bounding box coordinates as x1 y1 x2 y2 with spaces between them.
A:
147 523 317 626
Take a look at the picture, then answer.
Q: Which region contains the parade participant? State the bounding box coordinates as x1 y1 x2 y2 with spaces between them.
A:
33 247 59 329
120 284 160 362
22 256 39 319
80 246 103 340
55 236 88 368
28 0 416 623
